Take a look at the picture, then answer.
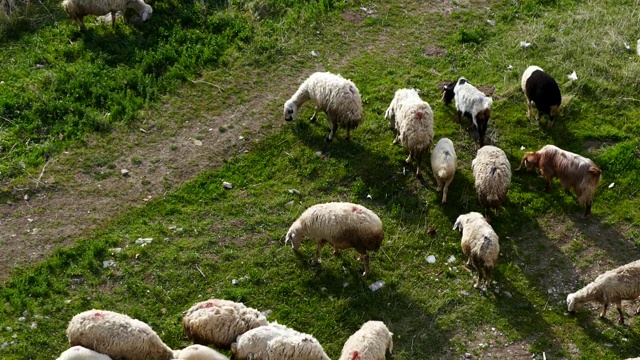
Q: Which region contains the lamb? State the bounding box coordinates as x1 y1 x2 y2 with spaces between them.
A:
516 144 602 216
442 77 493 147
567 259 640 324
285 202 384 276
172 345 229 360
62 0 152 31
339 321 393 360
56 346 112 360
453 212 500 289
521 65 562 127
66 309 174 360
231 322 330 360
384 88 435 178
284 72 364 143
430 138 457 204
471 145 511 218
182 298 268 348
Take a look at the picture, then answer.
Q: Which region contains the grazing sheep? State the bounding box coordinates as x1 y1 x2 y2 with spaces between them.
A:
285 202 384 276
567 259 640 324
453 212 500 289
182 298 268 348
284 72 364 143
384 88 435 177
339 321 393 360
56 346 112 360
66 309 173 360
521 65 562 127
430 138 457 204
231 322 330 360
516 144 602 216
62 0 152 30
442 77 493 147
173 345 229 360
472 145 511 218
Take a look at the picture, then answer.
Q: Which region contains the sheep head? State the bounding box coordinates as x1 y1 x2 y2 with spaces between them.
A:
441 82 455 105
516 151 540 171
283 100 298 121
285 228 302 250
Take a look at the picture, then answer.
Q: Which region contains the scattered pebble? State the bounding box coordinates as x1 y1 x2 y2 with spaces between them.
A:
507 65 513 70
487 19 495 26
447 255 456 263
310 50 319 57
315 151 323 156
567 71 578 81
193 139 203 146
232 279 239 285
608 182 615 189
287 189 301 195
366 194 372 199
520 41 531 48
18 317 25 322
135 238 153 244
343 282 349 288
426 255 436 264
121 169 130 177
238 136 244 140
222 181 233 189
520 146 526 150
102 260 116 268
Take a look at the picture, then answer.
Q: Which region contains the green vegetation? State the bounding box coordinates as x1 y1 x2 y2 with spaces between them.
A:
2 0 640 359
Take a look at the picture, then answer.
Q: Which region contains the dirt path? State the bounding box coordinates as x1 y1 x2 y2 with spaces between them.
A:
0 72 299 282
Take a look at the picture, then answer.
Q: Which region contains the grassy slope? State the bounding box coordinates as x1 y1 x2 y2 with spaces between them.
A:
2 0 640 359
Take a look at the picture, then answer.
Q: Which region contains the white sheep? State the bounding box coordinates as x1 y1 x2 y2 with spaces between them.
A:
567 259 640 324
442 77 493 147
62 0 152 31
521 65 562 127
284 72 364 143
172 345 229 360
182 298 268 348
66 309 174 360
231 322 330 360
339 321 393 360
384 88 435 178
285 202 384 276
453 212 500 289
430 138 457 204
472 145 511 218
56 346 112 360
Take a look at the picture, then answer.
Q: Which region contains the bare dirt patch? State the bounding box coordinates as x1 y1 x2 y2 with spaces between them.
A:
423 44 447 57
341 11 366 24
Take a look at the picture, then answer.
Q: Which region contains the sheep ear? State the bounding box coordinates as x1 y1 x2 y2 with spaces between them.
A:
453 219 461 231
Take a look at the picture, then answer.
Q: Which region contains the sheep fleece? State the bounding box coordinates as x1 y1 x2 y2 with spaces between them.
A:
386 88 434 155
66 309 173 360
173 345 229 360
339 321 393 360
56 346 112 360
232 322 330 360
183 298 268 348
472 145 511 209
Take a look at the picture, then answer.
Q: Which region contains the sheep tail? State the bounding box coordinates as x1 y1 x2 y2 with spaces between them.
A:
515 155 527 171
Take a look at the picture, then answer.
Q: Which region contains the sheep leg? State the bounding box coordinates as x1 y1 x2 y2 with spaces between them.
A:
76 17 86 31
310 107 318 123
474 270 483 289
485 267 493 288
346 127 351 140
616 302 625 324
361 253 371 276
442 180 452 204
110 10 117 28
325 116 337 143
526 100 533 120
584 202 592 216
543 179 552 192
405 152 413 164
456 110 462 123
415 152 423 178
313 242 325 264
599 304 608 318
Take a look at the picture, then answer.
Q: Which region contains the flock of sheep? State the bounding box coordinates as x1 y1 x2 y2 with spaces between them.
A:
281 69 640 328
57 300 393 360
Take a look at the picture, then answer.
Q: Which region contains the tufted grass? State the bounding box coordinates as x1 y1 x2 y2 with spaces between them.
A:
2 0 640 359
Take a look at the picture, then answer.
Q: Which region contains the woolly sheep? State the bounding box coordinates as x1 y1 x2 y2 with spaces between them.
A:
339 321 393 360
430 138 457 204
567 259 640 324
172 345 229 360
284 72 364 143
442 77 493 147
516 144 602 216
66 309 173 360
453 212 500 289
285 202 384 276
471 145 511 218
56 346 112 360
384 88 435 177
62 0 152 31
521 65 562 127
182 298 268 348
231 322 330 360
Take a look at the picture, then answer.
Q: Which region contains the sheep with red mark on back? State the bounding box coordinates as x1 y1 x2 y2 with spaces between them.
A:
339 321 393 360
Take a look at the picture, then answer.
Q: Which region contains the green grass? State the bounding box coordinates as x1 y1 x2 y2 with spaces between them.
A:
2 0 640 359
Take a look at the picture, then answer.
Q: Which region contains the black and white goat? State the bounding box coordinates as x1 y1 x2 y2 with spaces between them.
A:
442 77 493 147
520 66 562 127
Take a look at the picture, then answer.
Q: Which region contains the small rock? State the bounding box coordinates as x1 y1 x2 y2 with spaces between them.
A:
608 182 615 189
193 139 203 146
567 71 578 81
343 282 349 288
507 65 513 70
23 194 29 201
369 280 385 291
30 322 37 329
238 136 244 140
285 200 295 206
103 260 116 268
426 255 436 264
168 225 177 230
135 237 153 244
503 291 513 298
366 194 372 200
121 169 130 177
232 279 239 285
487 19 495 26
36 64 45 69
287 189 301 195
315 151 323 156
321 287 327 291
310 50 319 57
109 248 122 253
520 146 526 150
18 317 25 322
222 181 233 189
447 255 456 263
